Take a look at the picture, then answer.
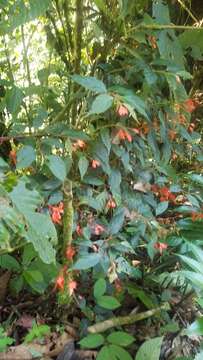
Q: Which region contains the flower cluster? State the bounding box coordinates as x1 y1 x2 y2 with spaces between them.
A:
151 185 176 203
48 202 64 224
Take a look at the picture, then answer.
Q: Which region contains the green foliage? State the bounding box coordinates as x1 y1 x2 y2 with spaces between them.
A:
0 0 203 355
24 322 50 343
135 337 163 360
0 328 14 352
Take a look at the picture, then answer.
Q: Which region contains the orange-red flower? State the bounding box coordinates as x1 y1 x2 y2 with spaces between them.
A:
116 129 132 142
68 280 77 296
55 275 65 291
184 99 198 113
76 224 83 236
117 105 129 117
106 198 116 209
94 224 105 235
66 245 76 261
159 187 176 203
148 35 157 49
9 150 17 166
92 159 100 168
48 202 64 225
191 212 203 221
154 242 168 255
72 139 86 151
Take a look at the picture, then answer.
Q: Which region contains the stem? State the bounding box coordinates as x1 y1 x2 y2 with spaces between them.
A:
72 0 83 126
87 303 170 333
62 179 73 255
128 24 203 33
177 0 198 23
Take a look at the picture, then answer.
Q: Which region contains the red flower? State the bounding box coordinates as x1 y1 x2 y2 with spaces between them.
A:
92 159 100 168
48 202 64 224
55 276 65 291
9 150 17 166
154 242 168 255
159 187 176 203
66 245 76 261
106 198 116 209
72 139 86 151
117 105 129 117
76 225 83 236
191 212 203 221
94 224 105 235
116 129 132 142
68 280 77 296
184 99 198 113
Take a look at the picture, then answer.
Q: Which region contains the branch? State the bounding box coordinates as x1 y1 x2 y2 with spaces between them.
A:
87 303 170 333
128 24 203 33
62 179 73 254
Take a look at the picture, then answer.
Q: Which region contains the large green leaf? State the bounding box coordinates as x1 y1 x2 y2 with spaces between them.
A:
47 155 67 182
10 182 56 264
97 295 121 310
108 207 125 235
79 334 104 349
73 253 102 270
109 345 133 360
135 337 163 360
6 86 24 114
94 278 106 299
71 75 107 94
17 146 36 169
107 332 135 347
90 94 113 114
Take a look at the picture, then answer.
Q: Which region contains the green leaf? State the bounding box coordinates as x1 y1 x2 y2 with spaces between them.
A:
108 207 125 235
97 296 121 310
107 332 135 347
101 128 111 154
90 94 113 114
94 278 107 298
23 270 45 293
188 174 203 186
181 271 203 290
135 337 163 360
6 86 24 114
78 157 89 179
179 254 203 276
73 253 102 270
0 327 14 352
97 346 116 360
109 168 121 196
109 345 133 360
0 255 20 271
71 75 107 94
185 318 203 336
156 201 168 216
79 334 104 349
17 146 36 169
24 323 50 343
47 155 67 182
10 181 56 264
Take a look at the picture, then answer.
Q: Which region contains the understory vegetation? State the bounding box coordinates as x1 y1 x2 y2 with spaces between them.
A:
0 1 203 359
